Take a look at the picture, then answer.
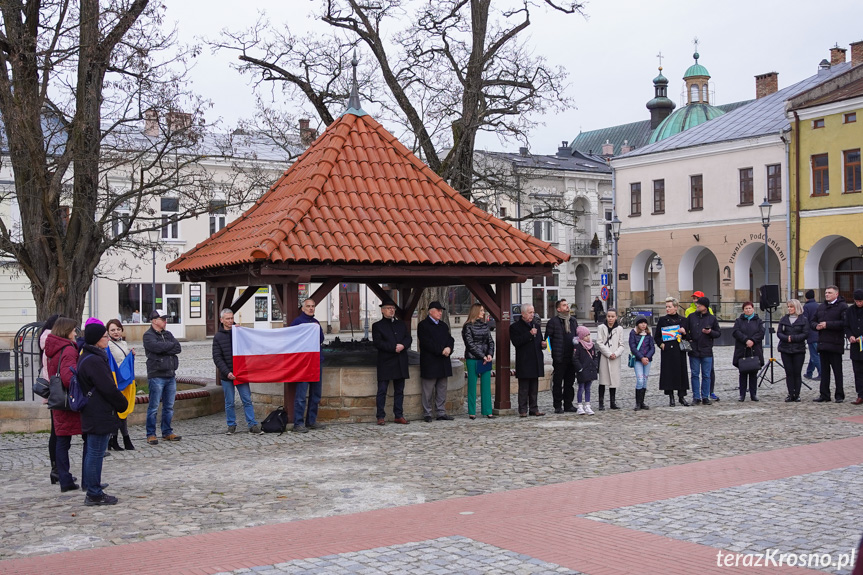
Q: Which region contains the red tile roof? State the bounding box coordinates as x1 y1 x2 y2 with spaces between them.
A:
168 112 569 273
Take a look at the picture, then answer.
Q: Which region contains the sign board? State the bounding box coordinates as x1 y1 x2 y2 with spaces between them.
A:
189 284 201 318
619 273 628 280
600 273 608 285
600 286 609 301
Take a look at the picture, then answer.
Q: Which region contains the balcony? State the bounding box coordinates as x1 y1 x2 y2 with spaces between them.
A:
570 241 605 257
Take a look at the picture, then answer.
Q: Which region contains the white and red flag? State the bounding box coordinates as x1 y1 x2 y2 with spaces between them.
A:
232 324 321 384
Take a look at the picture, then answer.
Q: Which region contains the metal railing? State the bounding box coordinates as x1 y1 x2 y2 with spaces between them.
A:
570 241 605 257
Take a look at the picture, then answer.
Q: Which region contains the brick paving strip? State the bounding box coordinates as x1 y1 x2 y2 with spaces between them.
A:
3 433 862 575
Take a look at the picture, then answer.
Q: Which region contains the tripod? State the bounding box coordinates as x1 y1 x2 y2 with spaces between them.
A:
757 306 784 388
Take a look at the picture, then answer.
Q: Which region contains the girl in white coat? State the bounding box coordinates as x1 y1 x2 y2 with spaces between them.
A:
597 309 625 410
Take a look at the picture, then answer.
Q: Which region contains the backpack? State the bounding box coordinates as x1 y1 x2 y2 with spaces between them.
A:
68 355 95 412
261 406 289 434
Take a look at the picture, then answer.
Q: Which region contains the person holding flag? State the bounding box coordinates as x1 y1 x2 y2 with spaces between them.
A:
106 319 136 450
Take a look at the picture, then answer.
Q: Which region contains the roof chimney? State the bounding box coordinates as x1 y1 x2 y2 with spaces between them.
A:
166 111 192 133
620 140 632 155
755 72 779 99
601 140 614 156
144 109 159 137
519 146 529 157
851 40 863 67
818 59 831 74
299 118 317 147
557 140 571 156
830 45 847 66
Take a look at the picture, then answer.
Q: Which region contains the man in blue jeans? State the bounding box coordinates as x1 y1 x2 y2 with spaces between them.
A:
684 297 721 405
291 298 326 433
213 308 263 434
143 309 182 445
803 290 822 380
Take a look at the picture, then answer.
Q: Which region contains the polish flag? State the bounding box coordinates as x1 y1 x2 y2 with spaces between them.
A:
232 323 321 384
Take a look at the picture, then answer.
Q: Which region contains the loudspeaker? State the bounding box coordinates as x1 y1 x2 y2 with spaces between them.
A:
759 284 780 311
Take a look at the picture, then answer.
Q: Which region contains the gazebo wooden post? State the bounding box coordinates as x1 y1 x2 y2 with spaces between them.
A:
494 281 512 411
274 282 301 423
214 287 236 383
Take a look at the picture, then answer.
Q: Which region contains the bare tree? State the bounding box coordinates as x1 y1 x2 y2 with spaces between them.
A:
0 0 275 320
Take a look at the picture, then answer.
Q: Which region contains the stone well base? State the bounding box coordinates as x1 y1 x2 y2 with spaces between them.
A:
250 361 466 424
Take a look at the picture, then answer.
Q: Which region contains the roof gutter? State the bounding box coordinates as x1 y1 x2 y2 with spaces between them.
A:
793 110 801 293
782 128 792 298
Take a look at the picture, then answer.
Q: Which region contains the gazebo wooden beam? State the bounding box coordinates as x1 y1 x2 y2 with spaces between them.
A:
259 263 553 279
309 278 341 305
463 278 501 320
230 286 262 314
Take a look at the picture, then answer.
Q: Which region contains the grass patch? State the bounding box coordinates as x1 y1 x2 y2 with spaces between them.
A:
0 383 17 401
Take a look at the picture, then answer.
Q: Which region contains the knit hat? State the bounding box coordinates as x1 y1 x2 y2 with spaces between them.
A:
854 289 863 301
84 322 107 345
805 289 815 300
84 317 104 327
696 296 710 308
635 316 649 327
576 325 591 339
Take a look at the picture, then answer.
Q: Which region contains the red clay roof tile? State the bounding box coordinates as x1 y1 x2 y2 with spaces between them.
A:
168 112 569 273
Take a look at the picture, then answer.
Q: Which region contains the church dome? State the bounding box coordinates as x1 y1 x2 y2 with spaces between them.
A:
647 102 725 143
684 51 710 78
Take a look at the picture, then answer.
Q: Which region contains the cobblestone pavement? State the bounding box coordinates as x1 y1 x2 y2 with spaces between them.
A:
583 465 863 574
2 331 862 573
214 536 580 575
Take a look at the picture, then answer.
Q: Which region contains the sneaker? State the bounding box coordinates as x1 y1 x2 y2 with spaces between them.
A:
249 424 264 435
710 393 720 401
147 436 158 445
85 493 119 506
162 434 182 442
576 403 585 415
307 422 327 430
226 425 237 435
291 425 309 433
584 403 595 415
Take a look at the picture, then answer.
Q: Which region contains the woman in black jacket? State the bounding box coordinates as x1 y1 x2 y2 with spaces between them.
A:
655 298 690 406
778 299 810 402
732 302 765 402
78 323 129 506
462 303 495 419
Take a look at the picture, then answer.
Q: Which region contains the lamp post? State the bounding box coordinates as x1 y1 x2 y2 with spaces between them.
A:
649 255 663 304
759 197 772 346
147 228 160 315
610 214 621 310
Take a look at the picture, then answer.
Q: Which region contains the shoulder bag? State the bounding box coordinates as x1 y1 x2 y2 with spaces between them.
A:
46 351 72 410
738 348 760 373
628 335 646 368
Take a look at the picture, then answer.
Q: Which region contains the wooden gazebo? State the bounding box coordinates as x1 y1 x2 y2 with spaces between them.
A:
168 103 568 415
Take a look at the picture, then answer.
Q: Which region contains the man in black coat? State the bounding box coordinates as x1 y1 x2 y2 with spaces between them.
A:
684 297 721 404
213 309 262 435
803 290 822 380
510 304 546 417
545 299 579 413
143 309 182 445
417 301 456 423
372 299 412 425
592 297 604 323
811 285 848 403
845 289 863 405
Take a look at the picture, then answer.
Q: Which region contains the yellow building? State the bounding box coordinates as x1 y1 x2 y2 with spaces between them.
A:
788 47 863 301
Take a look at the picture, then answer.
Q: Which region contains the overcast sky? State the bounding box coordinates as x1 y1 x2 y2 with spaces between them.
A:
167 0 863 155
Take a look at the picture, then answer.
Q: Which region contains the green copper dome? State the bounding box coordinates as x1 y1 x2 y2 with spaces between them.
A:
647 103 725 143
684 51 710 78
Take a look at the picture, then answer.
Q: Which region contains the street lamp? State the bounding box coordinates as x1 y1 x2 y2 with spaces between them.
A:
147 228 160 316
649 255 663 303
759 197 772 346
610 214 621 310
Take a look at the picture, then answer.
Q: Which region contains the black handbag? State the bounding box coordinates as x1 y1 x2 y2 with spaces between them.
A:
45 351 72 411
32 377 51 399
738 349 760 373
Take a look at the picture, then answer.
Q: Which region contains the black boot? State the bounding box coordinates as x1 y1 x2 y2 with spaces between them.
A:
50 463 59 485
108 435 124 452
640 389 649 410
634 389 641 411
609 388 619 409
598 385 606 411
668 393 675 407
678 394 690 407
123 435 135 451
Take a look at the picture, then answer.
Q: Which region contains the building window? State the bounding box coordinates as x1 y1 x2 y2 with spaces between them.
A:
767 164 782 202
813 118 825 129
118 283 183 324
844 112 856 124
532 272 559 320
630 183 641 216
653 179 665 213
739 168 754 205
112 205 131 238
533 220 554 242
812 154 829 196
161 197 179 239
604 209 612 242
845 149 861 193
689 84 699 103
499 206 507 218
690 175 703 210
209 200 227 236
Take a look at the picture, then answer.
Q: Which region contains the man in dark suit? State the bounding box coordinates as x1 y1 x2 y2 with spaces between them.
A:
811 285 848 403
510 303 546 417
372 299 412 425
417 301 456 422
